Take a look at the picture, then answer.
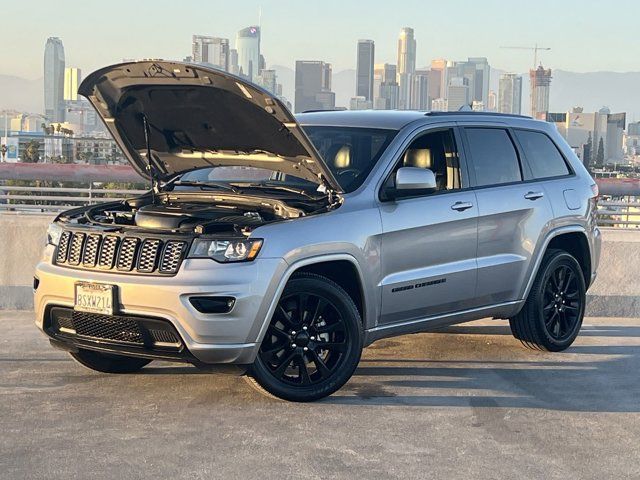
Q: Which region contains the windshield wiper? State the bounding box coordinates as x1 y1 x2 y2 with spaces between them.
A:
230 183 318 199
171 181 240 194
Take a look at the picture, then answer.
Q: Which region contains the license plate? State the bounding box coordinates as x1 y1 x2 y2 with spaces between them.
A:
74 282 115 315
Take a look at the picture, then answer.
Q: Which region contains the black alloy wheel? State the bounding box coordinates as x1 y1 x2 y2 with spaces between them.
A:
247 273 363 401
541 262 582 341
509 249 586 351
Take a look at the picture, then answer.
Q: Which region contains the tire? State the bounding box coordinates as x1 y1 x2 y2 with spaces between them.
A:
70 349 152 373
509 249 586 351
247 272 363 402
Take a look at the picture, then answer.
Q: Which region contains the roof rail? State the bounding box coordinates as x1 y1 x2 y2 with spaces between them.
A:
424 111 532 119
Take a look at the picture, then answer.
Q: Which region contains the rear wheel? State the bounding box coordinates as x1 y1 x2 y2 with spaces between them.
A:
247 273 363 402
70 349 152 373
509 250 586 351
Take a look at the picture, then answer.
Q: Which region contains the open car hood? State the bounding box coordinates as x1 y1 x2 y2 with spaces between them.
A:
78 61 342 192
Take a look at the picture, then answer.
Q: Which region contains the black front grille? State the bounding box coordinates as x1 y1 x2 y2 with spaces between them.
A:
159 241 187 274
98 236 119 269
73 311 144 344
56 231 72 263
82 234 101 267
55 231 188 276
116 237 140 271
68 232 86 265
48 307 182 349
137 239 162 273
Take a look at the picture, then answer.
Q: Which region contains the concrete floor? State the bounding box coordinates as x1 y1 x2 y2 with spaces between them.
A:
1 311 639 480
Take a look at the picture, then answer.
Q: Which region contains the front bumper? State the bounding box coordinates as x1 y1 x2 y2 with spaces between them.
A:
34 245 288 365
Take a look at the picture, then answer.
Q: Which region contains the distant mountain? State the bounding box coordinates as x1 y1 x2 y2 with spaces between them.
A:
0 75 43 113
549 70 640 119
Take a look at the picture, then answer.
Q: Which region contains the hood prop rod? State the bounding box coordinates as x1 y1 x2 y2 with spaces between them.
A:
142 114 159 204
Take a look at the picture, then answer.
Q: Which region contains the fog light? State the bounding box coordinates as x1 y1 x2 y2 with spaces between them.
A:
33 277 40 291
189 296 236 314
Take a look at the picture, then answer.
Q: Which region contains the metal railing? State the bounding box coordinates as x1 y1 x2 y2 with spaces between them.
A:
1 185 640 227
0 185 147 213
597 199 640 228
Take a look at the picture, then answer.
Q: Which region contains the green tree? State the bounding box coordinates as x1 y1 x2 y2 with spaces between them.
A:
22 140 41 163
584 131 593 168
595 137 605 167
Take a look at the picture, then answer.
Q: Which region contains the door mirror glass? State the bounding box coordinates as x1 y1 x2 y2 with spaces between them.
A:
387 167 437 199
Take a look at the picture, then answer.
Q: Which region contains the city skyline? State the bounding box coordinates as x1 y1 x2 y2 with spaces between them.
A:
2 0 640 81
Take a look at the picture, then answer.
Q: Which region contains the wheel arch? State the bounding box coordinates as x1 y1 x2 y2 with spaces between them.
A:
521 226 592 302
254 254 373 349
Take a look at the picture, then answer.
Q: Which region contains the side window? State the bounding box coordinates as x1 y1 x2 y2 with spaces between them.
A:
392 128 461 193
514 129 570 179
465 128 522 187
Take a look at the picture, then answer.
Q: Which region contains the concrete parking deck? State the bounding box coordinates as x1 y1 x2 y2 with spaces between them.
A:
1 310 638 479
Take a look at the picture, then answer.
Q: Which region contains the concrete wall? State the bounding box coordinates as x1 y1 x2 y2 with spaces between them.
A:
0 214 53 309
1 213 638 317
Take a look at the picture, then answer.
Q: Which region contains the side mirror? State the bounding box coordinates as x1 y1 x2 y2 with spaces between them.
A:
385 167 437 200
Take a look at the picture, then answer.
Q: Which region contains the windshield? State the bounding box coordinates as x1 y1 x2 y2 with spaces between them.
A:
177 126 398 194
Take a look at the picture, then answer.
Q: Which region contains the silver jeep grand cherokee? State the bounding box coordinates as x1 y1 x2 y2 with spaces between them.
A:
35 61 601 401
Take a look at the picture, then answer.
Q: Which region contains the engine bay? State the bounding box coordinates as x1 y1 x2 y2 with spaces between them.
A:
61 190 332 236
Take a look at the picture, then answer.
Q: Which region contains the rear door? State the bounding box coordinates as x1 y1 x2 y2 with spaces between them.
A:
378 125 479 325
460 124 554 305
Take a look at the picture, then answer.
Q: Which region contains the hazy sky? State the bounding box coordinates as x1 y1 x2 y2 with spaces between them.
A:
2 0 639 79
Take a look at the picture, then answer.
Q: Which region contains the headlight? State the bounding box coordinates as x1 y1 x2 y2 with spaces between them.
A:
188 238 263 263
46 222 63 246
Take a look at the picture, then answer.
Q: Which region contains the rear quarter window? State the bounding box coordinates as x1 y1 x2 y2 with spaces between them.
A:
514 129 570 179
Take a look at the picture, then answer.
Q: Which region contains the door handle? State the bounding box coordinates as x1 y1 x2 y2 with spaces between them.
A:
524 191 545 201
451 201 473 212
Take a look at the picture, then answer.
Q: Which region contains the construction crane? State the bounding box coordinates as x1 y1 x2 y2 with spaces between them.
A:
500 44 551 69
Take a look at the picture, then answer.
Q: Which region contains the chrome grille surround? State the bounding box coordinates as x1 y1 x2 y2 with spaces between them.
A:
98 236 119 269
82 234 101 267
159 241 188 274
56 231 72 264
116 237 140 271
67 232 86 266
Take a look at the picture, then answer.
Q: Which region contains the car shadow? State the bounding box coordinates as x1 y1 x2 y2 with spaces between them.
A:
321 323 640 412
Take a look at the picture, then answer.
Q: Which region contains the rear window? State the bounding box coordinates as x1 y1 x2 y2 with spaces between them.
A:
465 128 522 187
514 129 570 179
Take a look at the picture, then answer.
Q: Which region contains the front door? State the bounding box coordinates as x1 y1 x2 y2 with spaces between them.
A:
378 127 479 325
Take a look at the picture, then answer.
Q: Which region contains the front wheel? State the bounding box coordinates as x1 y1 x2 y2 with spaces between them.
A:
509 250 586 351
70 349 152 373
247 273 363 402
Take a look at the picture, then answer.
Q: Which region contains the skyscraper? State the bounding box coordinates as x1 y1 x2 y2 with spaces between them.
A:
356 40 375 102
467 57 490 107
446 58 490 109
257 69 278 95
228 49 240 76
373 63 399 110
44 37 65 122
192 35 230 71
530 65 552 120
498 73 522 114
294 61 335 113
447 77 470 111
409 70 429 110
396 27 416 109
236 26 261 82
63 67 81 102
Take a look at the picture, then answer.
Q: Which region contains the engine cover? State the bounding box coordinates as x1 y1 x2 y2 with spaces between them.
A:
134 203 243 230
